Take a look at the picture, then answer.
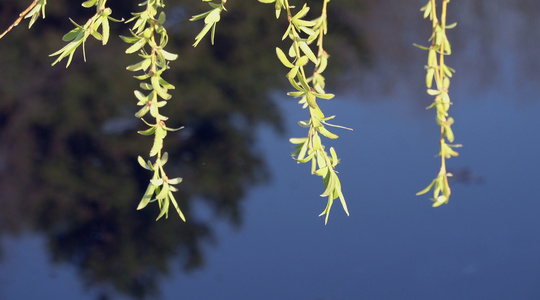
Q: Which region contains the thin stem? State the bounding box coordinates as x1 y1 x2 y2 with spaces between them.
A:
0 0 39 39
439 0 451 196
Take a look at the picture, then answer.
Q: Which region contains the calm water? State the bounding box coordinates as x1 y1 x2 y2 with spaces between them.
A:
2 1 540 299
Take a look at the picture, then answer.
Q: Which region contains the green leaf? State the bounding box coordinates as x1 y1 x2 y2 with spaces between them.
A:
151 76 171 100
156 183 169 200
295 56 309 67
320 171 336 197
421 1 432 19
155 196 170 220
293 3 310 20
446 22 457 29
168 177 183 185
163 125 184 132
137 156 152 170
137 183 156 210
134 90 148 102
140 82 153 90
287 91 304 98
192 22 213 47
299 26 317 37
149 127 164 157
319 197 333 225
62 28 83 42
150 178 163 186
298 120 310 127
159 77 175 90
81 0 98 8
427 89 440 96
426 68 435 88
416 179 436 196
101 16 110 45
312 134 322 150
281 24 292 40
159 49 178 61
287 76 304 92
305 91 318 109
158 11 166 24
413 43 430 50
297 140 309 161
135 105 150 118
275 0 283 19
314 92 334 100
290 137 307 144
276 47 294 68
120 35 139 43
330 147 339 167
125 38 146 54
137 126 156 136
161 152 169 165
205 8 221 24
190 10 212 22
336 182 349 216
169 192 186 221
287 66 299 79
318 126 338 139
126 58 151 72
296 151 315 163
91 30 103 41
299 41 318 64
444 124 454 142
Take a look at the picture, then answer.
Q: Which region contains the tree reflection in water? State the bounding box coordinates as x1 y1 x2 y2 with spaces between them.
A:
0 0 366 298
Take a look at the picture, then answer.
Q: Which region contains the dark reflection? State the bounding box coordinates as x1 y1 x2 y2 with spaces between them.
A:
448 168 484 185
0 0 366 299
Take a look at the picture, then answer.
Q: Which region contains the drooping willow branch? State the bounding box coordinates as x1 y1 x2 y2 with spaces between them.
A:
123 0 186 221
415 0 461 207
260 0 352 224
0 0 46 40
0 0 469 223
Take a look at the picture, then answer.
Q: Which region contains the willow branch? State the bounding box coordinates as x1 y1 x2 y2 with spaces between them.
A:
0 0 39 40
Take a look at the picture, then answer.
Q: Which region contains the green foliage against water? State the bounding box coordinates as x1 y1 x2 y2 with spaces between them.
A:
415 0 461 207
264 0 352 224
0 0 460 226
0 0 364 224
0 0 366 296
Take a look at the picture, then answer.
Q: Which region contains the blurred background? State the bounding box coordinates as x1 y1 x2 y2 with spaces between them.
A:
0 0 539 299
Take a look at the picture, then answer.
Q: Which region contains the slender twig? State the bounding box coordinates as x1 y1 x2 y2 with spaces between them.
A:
0 0 39 40
438 0 450 195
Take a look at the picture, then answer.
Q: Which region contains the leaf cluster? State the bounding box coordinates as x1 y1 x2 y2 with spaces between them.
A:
264 0 351 224
50 0 123 67
416 0 461 207
189 0 227 47
0 0 47 40
25 0 47 29
137 153 184 220
122 0 184 221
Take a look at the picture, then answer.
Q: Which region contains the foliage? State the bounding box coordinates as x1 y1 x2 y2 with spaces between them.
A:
0 0 366 297
0 0 46 39
0 0 461 225
259 0 352 224
50 0 123 67
415 0 461 207
121 0 185 221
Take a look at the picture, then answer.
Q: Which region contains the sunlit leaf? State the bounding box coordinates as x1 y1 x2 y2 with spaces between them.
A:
137 183 156 210
169 192 186 221
276 47 295 68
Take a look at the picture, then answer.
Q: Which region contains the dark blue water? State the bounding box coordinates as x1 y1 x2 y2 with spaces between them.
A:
3 91 540 299
2 1 540 299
